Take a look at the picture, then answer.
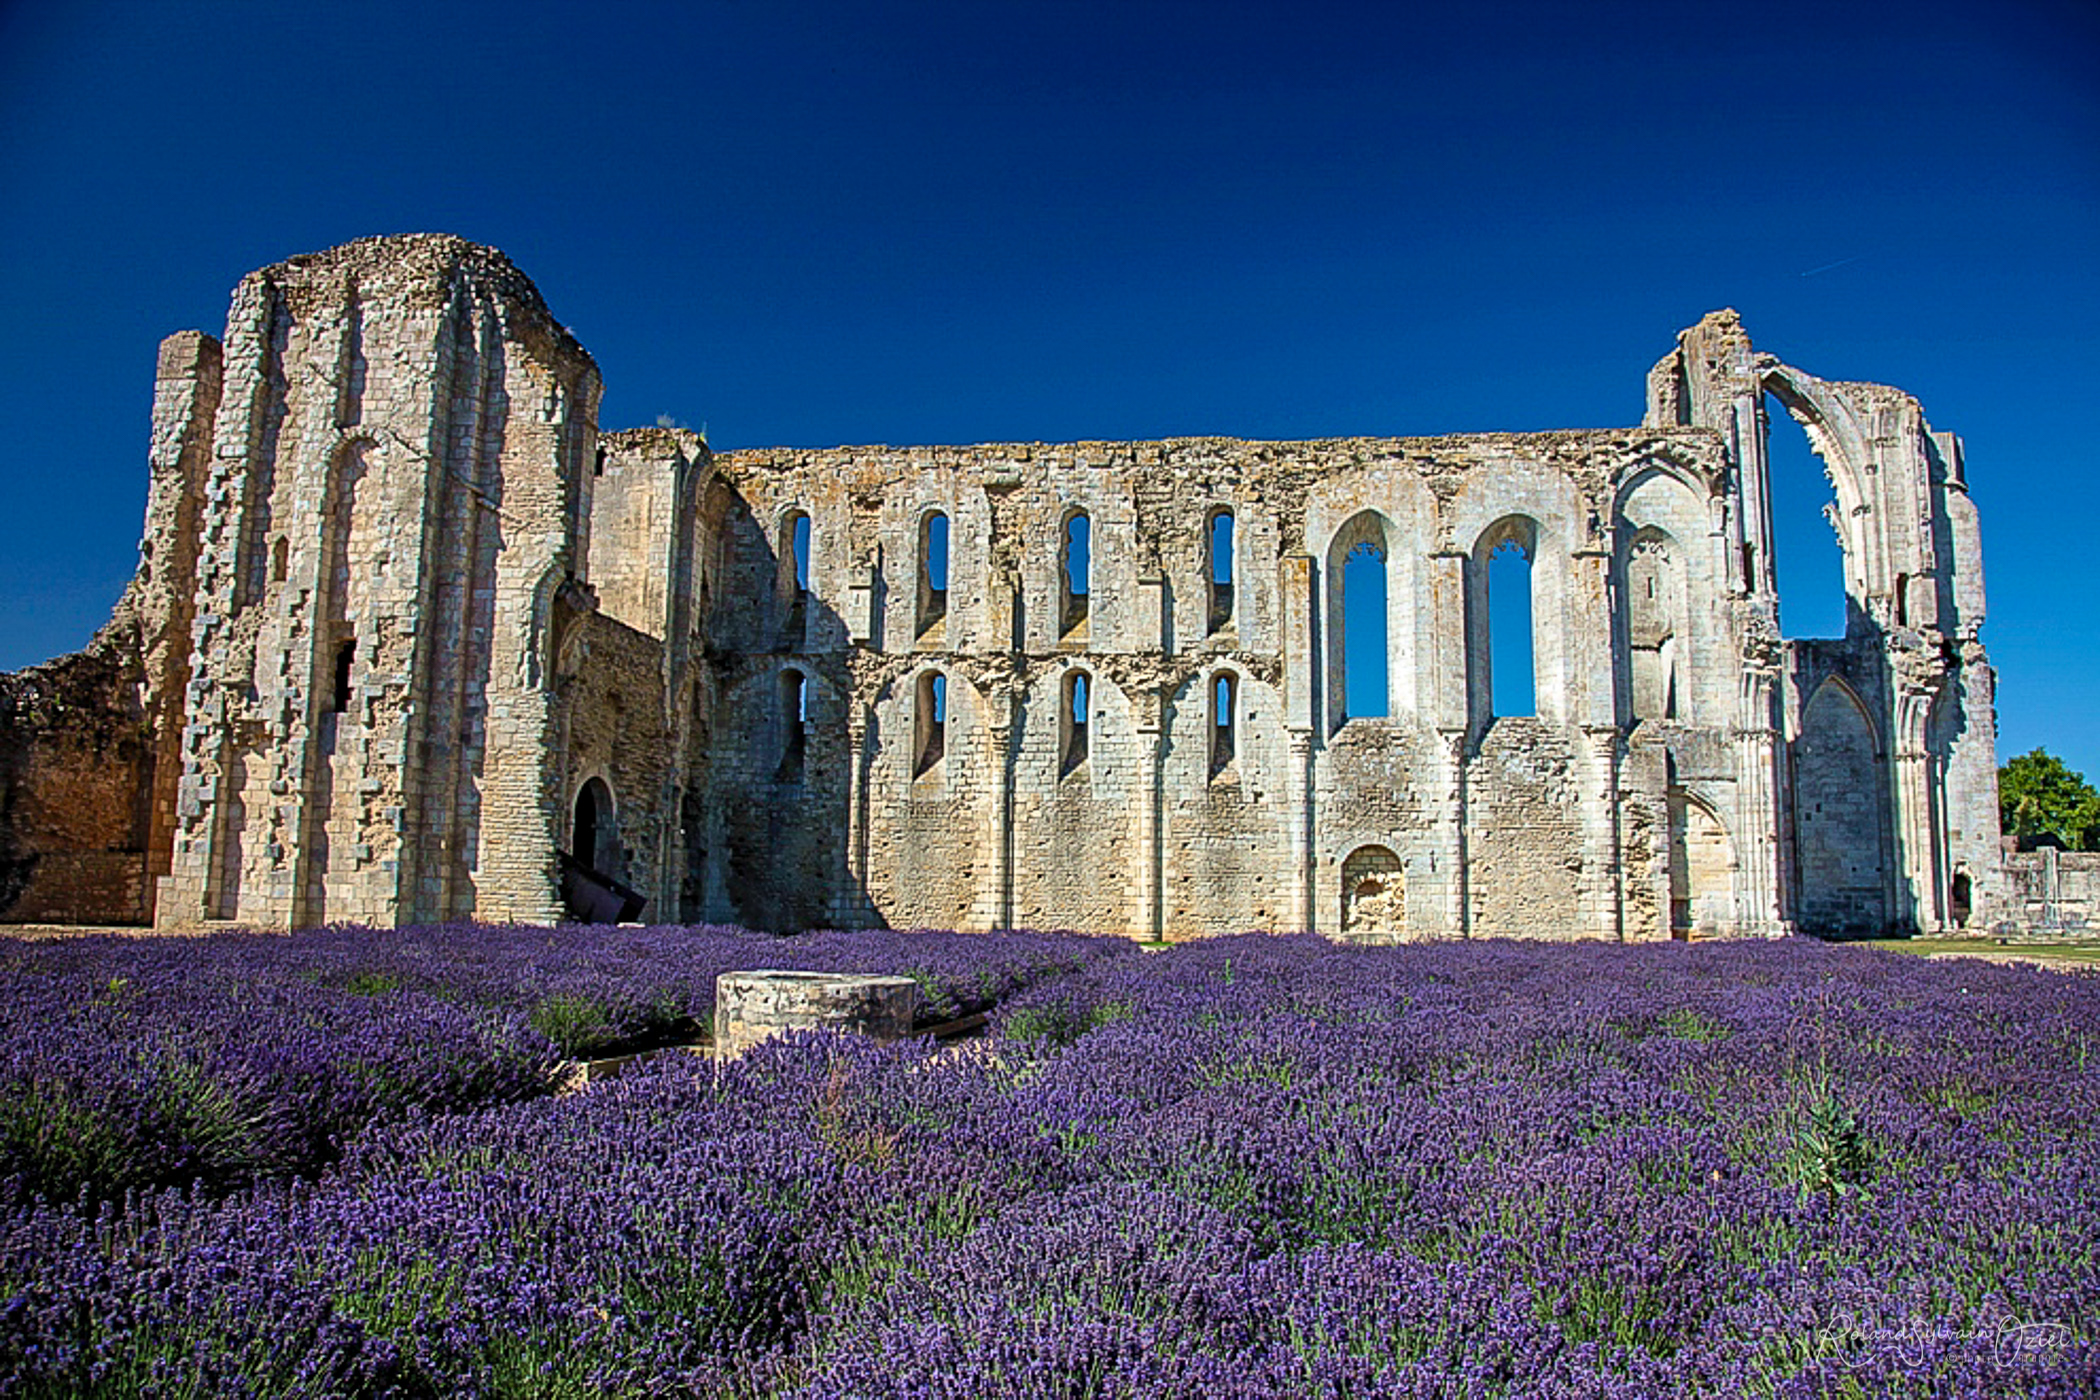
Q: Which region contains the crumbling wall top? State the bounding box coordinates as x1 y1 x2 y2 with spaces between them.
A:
236 233 596 371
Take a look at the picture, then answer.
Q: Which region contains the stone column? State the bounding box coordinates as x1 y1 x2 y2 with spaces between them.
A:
1287 728 1315 934
841 696 873 925
1438 727 1470 938
1278 553 1319 935
983 687 1020 932
1581 726 1624 941
1733 667 1790 937
1891 681 1942 934
1133 689 1165 941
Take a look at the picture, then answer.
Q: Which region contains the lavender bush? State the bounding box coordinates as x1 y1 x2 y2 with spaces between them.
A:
3 934 2095 1396
0 925 1125 1207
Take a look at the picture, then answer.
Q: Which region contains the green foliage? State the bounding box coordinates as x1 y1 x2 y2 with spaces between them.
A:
1781 1075 1873 1202
529 994 612 1055
1999 747 2100 852
1000 997 1133 1049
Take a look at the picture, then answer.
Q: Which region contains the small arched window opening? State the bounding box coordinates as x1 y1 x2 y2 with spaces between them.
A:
330 638 356 716
1207 509 1235 634
1950 869 1973 929
1061 670 1090 777
1486 533 1536 719
918 511 950 638
1342 539 1388 720
1061 512 1091 637
1211 671 1237 778
1894 571 1910 628
777 669 808 781
572 776 615 873
914 671 947 777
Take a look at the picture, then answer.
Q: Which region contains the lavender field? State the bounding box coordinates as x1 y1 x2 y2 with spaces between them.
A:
3 930 2097 1397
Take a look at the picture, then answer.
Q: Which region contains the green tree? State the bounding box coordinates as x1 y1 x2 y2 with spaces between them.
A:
2000 749 2100 851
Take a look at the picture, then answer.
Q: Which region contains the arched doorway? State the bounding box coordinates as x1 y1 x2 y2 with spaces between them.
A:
573 777 615 875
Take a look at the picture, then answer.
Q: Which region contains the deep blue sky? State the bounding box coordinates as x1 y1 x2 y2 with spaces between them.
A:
1 0 2094 778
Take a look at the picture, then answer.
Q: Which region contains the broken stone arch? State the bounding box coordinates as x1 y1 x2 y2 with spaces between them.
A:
1759 363 1885 610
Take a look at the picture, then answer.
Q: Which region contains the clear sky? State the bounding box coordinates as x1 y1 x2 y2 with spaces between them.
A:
1 0 2094 778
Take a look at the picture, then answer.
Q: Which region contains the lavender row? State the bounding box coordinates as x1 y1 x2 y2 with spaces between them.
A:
5 935 2095 1395
0 925 1129 1206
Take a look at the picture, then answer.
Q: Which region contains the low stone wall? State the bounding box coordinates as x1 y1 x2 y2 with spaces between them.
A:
2000 848 2100 936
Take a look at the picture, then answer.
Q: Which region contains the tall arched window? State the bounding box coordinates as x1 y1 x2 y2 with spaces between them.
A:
1211 671 1237 777
778 669 807 781
918 511 949 638
1764 390 1848 639
1207 508 1235 633
1472 518 1537 723
1061 512 1091 636
1343 540 1388 720
1061 670 1090 777
914 671 947 776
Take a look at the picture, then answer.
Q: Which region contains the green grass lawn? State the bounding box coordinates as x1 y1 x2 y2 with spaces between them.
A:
1862 937 2100 964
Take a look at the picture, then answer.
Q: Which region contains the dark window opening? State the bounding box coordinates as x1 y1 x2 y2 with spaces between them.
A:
1208 510 1235 633
1951 871 1973 928
919 512 949 636
915 671 947 776
331 639 356 715
1061 671 1090 776
1342 540 1387 720
1061 513 1091 635
1211 672 1237 777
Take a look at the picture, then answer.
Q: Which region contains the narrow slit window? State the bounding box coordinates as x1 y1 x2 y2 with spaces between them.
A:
918 512 949 636
1062 670 1090 776
1211 672 1237 776
915 671 947 776
1487 538 1535 717
1061 513 1090 635
331 639 356 715
782 511 812 646
1208 509 1235 633
790 513 812 592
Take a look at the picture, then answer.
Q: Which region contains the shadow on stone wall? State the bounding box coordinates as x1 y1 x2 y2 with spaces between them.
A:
0 631 154 924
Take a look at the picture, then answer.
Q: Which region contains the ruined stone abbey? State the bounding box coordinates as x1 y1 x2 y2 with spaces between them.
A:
0 235 2011 939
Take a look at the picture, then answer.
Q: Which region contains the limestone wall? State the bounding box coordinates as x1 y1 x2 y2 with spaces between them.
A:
0 241 2018 940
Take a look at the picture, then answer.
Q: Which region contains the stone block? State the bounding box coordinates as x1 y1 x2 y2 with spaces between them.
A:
713 970 922 1057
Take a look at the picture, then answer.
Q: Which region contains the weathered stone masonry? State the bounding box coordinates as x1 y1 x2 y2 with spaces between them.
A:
0 236 2011 939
